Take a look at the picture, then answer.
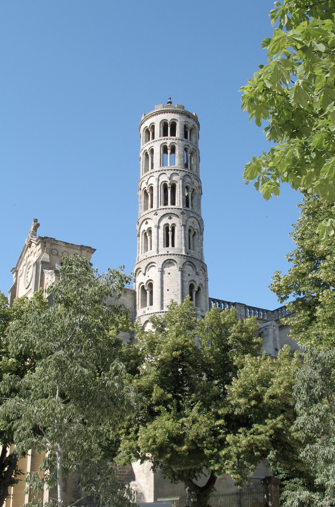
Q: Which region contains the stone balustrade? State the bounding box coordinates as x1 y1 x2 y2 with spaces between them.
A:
209 298 292 322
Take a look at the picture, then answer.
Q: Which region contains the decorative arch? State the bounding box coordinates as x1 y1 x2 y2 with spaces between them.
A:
143 262 157 275
182 260 197 272
157 212 179 227
162 259 177 270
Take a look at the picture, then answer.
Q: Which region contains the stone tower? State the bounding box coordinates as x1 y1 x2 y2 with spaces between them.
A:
134 100 209 323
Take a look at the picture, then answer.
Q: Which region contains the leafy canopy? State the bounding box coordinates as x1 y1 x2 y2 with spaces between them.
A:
241 0 335 233
0 255 135 507
280 348 335 507
0 290 53 505
118 299 300 506
271 194 335 349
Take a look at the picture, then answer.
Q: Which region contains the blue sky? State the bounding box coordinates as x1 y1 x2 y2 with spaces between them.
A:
0 0 301 309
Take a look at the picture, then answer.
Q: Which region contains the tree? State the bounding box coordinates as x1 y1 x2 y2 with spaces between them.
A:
117 299 300 507
240 1 335 236
0 255 135 507
271 194 335 349
279 348 335 507
0 291 48 505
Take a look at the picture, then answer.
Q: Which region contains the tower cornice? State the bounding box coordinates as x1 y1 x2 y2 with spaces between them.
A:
139 106 200 130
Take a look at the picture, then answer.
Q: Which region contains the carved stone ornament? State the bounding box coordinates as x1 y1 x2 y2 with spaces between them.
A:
25 218 40 246
44 269 56 293
24 262 33 289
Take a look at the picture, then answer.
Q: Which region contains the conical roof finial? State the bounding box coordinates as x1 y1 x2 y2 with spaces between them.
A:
167 97 172 105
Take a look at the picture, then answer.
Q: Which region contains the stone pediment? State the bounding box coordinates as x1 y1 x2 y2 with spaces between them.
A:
8 219 96 304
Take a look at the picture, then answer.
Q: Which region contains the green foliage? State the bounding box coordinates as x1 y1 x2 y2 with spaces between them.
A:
0 291 49 504
0 255 135 507
280 348 335 506
118 299 299 506
240 1 335 208
225 346 303 485
271 195 335 349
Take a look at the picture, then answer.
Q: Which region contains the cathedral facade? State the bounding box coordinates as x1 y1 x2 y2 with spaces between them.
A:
7 100 297 506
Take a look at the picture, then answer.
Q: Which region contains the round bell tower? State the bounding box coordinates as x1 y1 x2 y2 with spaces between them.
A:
134 99 209 323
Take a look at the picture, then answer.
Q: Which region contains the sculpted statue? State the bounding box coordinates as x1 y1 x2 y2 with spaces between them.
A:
26 218 40 246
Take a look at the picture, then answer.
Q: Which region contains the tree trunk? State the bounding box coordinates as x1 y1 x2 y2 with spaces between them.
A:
56 445 63 507
0 448 19 506
185 472 217 507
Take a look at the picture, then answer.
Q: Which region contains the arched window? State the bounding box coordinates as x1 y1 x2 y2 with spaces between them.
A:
143 152 149 173
190 152 194 171
195 286 201 308
164 225 170 247
150 125 155 140
170 122 176 137
171 183 176 206
148 282 153 306
185 186 190 208
144 152 149 173
170 145 176 166
150 149 154 170
162 122 168 137
143 231 148 253
184 149 188 169
145 128 150 143
171 225 175 247
190 127 195 143
163 145 168 167
189 283 195 302
140 285 147 309
163 183 168 206
184 125 189 140
147 228 152 250
149 186 154 209
143 189 149 211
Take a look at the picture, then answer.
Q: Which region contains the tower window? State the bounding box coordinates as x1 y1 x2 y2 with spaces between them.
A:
140 285 147 309
143 189 149 211
149 186 154 209
171 225 175 247
163 183 168 206
143 231 148 253
144 152 149 173
184 149 188 169
171 183 176 206
189 283 195 302
170 145 175 166
190 152 194 171
148 228 152 250
185 186 190 208
150 149 154 170
190 127 194 143
162 122 168 137
170 122 176 137
148 282 153 306
150 125 155 140
184 125 189 140
163 146 168 167
195 286 201 308
165 225 170 247
145 128 150 143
